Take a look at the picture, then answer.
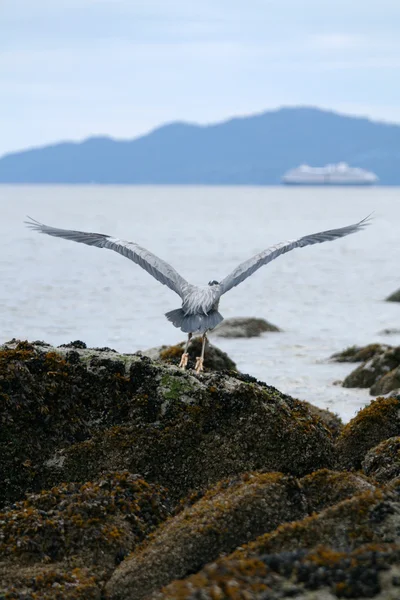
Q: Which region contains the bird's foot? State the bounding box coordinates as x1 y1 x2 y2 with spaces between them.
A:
195 356 204 373
179 352 189 369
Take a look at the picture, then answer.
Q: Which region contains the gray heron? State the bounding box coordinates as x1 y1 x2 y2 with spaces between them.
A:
25 216 370 373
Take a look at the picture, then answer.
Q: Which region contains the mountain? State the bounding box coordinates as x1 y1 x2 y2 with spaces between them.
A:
1 107 400 184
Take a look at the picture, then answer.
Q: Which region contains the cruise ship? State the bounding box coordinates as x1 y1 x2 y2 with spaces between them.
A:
282 162 378 185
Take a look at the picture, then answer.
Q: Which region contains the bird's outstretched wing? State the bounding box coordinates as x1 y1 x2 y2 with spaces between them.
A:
219 216 371 295
25 217 189 298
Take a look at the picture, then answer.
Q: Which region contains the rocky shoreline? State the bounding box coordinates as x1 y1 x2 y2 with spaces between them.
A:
1 339 400 599
331 343 400 396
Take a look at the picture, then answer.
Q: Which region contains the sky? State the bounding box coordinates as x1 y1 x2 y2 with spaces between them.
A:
1 0 399 156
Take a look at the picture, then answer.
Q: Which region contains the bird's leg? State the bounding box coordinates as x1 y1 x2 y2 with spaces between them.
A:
179 333 192 369
195 333 207 373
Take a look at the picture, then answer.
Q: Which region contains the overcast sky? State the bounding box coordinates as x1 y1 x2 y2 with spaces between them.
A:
1 0 399 156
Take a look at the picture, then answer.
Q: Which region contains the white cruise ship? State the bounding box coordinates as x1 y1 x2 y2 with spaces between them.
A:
282 162 378 185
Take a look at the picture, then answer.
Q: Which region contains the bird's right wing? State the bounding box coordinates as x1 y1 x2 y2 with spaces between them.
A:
219 216 371 295
25 217 190 298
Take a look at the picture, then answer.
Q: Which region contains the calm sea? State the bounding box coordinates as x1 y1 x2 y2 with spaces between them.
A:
1 185 399 421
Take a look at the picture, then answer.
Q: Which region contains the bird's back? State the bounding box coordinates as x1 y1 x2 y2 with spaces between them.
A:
182 285 221 316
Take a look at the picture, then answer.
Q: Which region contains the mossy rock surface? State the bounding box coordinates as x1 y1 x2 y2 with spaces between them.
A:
371 366 400 396
212 316 281 338
0 471 171 599
300 402 343 438
0 471 170 565
5 338 400 599
331 344 389 363
154 482 400 599
363 436 400 484
300 469 375 514
0 340 139 506
141 337 236 371
342 346 400 392
153 544 400 600
0 564 101 600
336 396 400 470
50 367 335 501
105 472 307 600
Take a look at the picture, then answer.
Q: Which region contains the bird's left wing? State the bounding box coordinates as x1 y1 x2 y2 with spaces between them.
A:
25 217 189 298
219 216 371 296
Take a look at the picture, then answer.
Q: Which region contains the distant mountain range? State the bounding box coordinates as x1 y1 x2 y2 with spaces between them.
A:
1 107 400 184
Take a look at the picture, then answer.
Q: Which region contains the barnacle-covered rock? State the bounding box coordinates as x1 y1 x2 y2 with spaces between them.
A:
0 471 170 564
140 337 237 371
0 471 170 598
153 482 400 599
300 402 343 438
336 396 400 469
363 436 400 484
342 345 400 392
51 369 335 501
330 343 389 363
300 469 375 513
0 565 101 600
153 544 400 600
0 340 137 506
105 472 306 600
1 340 335 506
370 365 400 396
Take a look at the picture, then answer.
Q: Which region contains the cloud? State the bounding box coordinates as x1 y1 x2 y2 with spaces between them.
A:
309 33 365 50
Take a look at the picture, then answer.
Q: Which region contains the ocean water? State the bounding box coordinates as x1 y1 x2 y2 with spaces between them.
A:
1 185 399 422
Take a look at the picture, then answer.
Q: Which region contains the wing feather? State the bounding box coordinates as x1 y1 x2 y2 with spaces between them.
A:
25 217 189 298
219 216 371 295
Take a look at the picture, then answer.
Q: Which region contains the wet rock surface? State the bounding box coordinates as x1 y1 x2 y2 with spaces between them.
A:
386 288 400 302
212 316 281 337
332 343 400 396
2 339 400 599
336 396 400 470
105 473 307 600
330 344 390 364
140 336 237 371
363 436 400 484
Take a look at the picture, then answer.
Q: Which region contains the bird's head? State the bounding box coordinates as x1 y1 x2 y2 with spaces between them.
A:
208 280 219 286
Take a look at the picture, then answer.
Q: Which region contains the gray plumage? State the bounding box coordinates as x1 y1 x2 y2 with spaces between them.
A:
25 215 370 334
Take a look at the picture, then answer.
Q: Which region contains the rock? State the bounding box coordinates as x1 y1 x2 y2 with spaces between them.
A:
363 436 400 484
7 337 400 600
330 343 389 363
0 565 101 600
0 471 171 599
211 317 281 338
0 340 138 506
140 337 236 371
152 482 400 600
371 366 400 396
300 469 375 513
386 288 400 302
0 339 335 508
336 396 400 469
52 366 335 502
342 345 400 392
300 402 343 438
379 328 400 336
105 472 307 600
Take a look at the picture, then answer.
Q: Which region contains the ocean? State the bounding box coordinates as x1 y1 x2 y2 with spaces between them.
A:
1 185 399 422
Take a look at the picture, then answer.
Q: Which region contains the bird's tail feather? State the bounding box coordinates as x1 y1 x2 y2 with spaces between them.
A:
165 309 223 333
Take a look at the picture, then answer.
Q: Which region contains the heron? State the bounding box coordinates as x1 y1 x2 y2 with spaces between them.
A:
25 215 370 373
